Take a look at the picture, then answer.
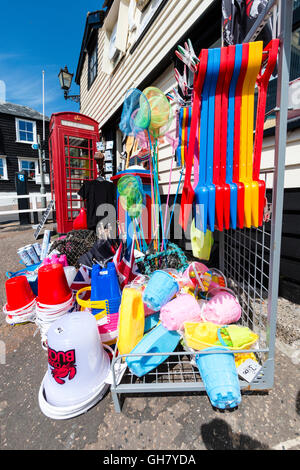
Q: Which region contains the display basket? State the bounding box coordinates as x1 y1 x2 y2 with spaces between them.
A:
135 242 189 275
49 230 97 268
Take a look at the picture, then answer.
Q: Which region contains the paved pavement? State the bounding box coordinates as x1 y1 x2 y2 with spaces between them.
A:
0 226 300 451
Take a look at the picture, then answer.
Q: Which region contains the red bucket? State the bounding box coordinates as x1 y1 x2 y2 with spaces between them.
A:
5 276 36 311
38 263 72 305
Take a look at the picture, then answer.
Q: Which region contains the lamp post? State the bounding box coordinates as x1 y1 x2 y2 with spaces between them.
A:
58 66 80 104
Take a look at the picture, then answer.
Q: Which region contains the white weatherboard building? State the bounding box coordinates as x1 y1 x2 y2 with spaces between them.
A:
74 0 300 301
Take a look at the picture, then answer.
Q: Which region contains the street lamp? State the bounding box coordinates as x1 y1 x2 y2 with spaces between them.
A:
58 66 80 103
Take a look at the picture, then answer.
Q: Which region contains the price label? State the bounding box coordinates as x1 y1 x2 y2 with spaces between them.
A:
237 359 262 383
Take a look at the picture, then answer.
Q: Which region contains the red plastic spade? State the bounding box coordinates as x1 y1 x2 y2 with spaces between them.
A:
232 43 249 230
219 45 235 231
213 47 228 231
252 39 279 227
179 49 208 231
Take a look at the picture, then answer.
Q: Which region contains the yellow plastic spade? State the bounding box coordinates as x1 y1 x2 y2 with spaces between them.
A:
117 287 145 356
239 41 263 228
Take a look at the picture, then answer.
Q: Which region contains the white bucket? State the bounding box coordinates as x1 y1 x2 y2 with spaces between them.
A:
42 310 111 408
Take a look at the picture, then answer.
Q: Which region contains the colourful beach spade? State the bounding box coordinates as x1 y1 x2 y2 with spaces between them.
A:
239 41 263 228
206 48 221 232
179 49 208 231
213 47 228 231
252 39 279 227
192 49 213 233
217 46 235 231
225 44 243 230
233 43 249 229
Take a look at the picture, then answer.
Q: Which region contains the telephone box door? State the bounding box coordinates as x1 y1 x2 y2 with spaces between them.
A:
49 112 99 233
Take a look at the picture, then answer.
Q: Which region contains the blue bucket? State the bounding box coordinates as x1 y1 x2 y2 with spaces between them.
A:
91 262 121 316
143 270 179 312
195 346 241 409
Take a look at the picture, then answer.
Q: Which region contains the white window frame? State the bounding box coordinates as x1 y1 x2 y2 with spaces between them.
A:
17 157 39 182
102 0 130 75
0 156 8 180
15 118 37 144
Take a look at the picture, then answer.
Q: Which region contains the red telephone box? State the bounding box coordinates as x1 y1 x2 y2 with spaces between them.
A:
49 112 99 233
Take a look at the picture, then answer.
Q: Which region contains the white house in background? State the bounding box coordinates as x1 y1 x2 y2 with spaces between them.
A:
0 101 51 207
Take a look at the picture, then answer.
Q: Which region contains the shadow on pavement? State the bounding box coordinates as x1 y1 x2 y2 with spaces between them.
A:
201 418 269 450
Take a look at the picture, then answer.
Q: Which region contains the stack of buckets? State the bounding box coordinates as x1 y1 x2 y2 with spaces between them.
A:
35 263 75 349
38 310 111 419
3 276 36 325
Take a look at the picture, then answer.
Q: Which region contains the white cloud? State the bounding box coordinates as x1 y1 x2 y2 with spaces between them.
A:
1 68 61 113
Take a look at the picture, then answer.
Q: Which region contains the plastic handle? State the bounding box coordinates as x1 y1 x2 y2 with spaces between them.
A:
226 44 243 184
206 48 221 185
179 48 208 230
194 48 210 186
76 286 109 317
253 39 279 180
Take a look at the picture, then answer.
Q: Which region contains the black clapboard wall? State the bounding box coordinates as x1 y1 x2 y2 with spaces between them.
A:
163 188 300 304
0 112 50 193
276 188 300 304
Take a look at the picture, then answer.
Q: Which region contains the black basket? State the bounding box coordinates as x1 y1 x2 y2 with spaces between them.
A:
49 230 97 268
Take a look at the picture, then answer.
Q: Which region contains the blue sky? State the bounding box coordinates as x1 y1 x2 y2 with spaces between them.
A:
0 1 104 117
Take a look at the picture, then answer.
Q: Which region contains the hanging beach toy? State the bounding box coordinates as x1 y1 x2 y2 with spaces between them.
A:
119 88 151 137
143 87 173 139
117 174 145 219
142 86 174 250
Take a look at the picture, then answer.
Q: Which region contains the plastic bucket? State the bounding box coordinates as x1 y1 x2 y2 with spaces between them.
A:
91 262 121 317
44 310 110 407
4 276 35 311
202 287 241 324
143 270 179 312
196 347 241 409
160 293 202 330
37 263 72 305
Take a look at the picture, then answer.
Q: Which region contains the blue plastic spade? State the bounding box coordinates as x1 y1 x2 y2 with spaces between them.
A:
226 44 243 230
206 48 221 232
193 49 214 233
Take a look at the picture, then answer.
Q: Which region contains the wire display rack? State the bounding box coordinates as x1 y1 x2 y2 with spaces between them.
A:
110 0 293 413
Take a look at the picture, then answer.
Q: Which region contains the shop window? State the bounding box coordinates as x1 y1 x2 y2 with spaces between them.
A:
15 118 37 144
18 158 38 181
0 156 8 180
88 40 98 89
